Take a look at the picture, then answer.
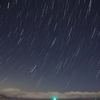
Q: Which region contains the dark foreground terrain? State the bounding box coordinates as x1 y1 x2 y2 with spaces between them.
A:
0 98 100 100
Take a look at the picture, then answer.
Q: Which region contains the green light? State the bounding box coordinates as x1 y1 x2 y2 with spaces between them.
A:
53 97 57 100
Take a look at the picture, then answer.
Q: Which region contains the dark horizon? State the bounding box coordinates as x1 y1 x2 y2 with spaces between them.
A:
0 97 100 100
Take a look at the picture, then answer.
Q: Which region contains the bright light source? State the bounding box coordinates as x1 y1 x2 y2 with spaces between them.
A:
53 97 57 100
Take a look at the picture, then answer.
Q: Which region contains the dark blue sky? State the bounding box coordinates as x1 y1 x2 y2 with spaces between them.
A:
0 0 100 92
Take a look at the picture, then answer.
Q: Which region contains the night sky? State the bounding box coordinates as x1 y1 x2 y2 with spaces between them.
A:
0 0 100 93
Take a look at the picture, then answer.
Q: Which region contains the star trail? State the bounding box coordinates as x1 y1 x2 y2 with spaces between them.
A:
0 0 100 94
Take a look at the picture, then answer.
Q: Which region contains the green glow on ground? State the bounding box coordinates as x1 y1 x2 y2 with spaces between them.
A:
53 97 57 100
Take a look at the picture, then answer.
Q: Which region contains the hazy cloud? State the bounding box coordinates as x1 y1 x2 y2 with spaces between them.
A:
0 88 100 99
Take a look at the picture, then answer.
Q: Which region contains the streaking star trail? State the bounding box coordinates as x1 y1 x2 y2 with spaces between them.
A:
0 0 100 94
